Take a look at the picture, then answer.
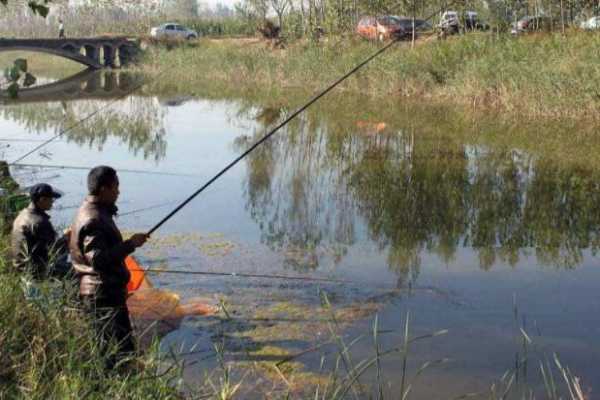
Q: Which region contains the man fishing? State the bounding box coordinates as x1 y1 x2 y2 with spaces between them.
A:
69 166 148 366
11 183 70 280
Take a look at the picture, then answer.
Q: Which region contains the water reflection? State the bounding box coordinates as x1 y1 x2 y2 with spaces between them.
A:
237 105 600 282
4 83 600 279
235 106 356 271
0 70 167 161
0 69 144 104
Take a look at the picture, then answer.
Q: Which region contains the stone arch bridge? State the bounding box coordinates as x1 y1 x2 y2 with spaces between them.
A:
0 37 140 69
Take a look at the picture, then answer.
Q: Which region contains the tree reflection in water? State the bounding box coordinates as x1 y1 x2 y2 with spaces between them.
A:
236 102 600 284
0 71 167 162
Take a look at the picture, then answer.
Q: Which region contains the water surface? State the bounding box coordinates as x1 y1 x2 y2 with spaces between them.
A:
2 70 599 398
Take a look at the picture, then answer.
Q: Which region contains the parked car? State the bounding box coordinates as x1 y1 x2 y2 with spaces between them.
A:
464 11 490 31
580 16 600 30
356 16 409 41
438 11 460 34
150 23 198 40
511 15 555 34
437 10 489 34
394 17 432 32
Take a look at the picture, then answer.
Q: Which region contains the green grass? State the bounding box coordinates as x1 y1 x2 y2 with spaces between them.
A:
0 231 184 398
140 30 600 119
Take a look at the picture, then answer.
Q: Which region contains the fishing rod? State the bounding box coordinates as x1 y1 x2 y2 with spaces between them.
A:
147 41 393 234
12 162 199 178
7 71 157 165
146 5 450 236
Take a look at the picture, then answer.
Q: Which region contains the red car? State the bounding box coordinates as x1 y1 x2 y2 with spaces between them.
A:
356 16 408 41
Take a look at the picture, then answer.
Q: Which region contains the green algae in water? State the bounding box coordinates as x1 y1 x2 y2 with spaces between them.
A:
124 231 237 259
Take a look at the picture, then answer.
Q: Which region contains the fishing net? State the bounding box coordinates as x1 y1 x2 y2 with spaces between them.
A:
125 256 218 320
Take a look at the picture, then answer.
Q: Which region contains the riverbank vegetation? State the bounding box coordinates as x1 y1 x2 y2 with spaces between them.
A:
141 29 600 119
0 252 183 398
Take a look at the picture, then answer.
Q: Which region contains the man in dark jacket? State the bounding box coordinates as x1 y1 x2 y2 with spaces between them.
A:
69 166 147 364
11 183 69 279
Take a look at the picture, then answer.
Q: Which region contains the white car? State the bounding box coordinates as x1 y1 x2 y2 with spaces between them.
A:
437 11 460 35
580 16 600 30
439 11 459 28
150 23 198 40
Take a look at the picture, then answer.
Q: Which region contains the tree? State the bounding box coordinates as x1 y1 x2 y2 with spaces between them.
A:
270 0 291 28
0 0 50 16
247 0 270 19
1 0 48 97
163 0 198 18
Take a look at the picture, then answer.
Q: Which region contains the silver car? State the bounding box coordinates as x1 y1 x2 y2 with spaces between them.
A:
150 23 198 40
581 16 600 30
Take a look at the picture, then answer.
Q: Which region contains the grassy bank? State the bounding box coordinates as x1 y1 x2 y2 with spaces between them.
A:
0 233 183 398
141 31 600 119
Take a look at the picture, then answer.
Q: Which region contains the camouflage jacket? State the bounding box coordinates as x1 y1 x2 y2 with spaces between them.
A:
11 203 62 279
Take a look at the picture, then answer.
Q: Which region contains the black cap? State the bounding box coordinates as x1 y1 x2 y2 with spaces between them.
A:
29 183 62 201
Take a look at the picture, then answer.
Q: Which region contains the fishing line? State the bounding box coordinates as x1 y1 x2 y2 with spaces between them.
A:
12 162 199 178
147 5 451 236
8 69 161 165
129 267 452 298
0 138 66 143
128 267 354 284
119 199 180 217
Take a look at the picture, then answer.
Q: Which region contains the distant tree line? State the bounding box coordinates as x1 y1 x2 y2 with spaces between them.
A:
2 0 600 38
235 0 600 37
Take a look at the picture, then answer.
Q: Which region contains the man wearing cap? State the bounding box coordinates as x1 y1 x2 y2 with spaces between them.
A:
70 166 148 365
11 183 70 280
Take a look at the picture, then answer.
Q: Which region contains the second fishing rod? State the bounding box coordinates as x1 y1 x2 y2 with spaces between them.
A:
145 5 452 237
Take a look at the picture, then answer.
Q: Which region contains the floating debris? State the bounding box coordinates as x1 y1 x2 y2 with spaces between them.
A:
356 120 387 135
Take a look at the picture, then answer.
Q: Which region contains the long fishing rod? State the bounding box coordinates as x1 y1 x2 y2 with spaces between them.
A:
146 42 394 233
13 162 198 178
7 73 154 165
147 6 450 235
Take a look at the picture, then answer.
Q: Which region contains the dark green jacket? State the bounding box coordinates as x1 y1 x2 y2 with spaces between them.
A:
11 203 63 279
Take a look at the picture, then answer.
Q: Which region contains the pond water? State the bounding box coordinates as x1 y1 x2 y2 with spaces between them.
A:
2 69 600 398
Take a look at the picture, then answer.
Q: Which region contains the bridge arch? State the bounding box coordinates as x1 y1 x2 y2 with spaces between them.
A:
0 38 140 69
0 45 102 69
